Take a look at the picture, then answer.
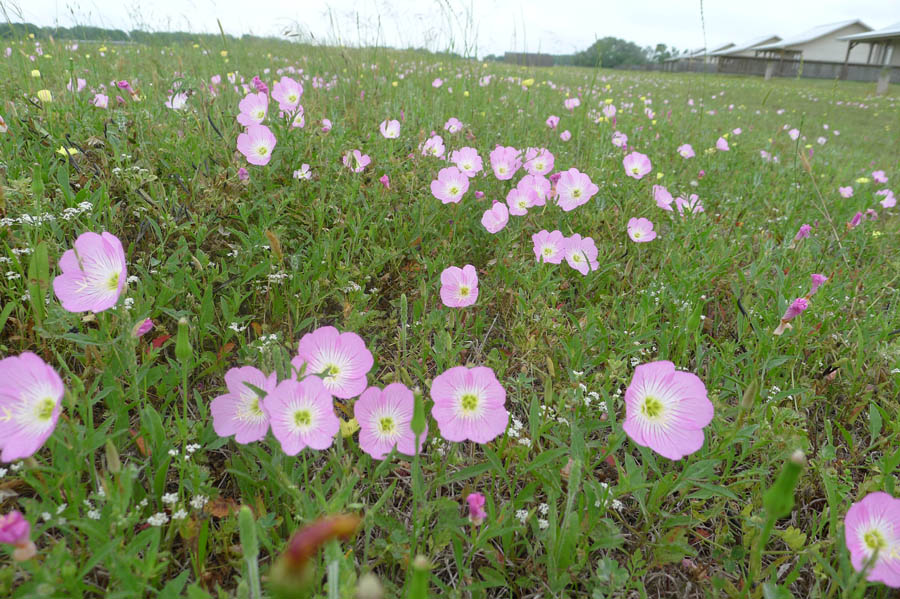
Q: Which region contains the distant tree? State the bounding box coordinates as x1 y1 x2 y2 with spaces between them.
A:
572 37 650 68
652 43 676 63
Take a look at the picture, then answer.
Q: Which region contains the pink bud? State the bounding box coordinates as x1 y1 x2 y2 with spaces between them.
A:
781 297 809 322
474 191 485 200
379 174 390 189
466 493 487 526
237 167 249 181
809 274 827 296
134 318 154 337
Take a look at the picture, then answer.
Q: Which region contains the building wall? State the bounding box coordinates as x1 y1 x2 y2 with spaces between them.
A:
797 24 871 62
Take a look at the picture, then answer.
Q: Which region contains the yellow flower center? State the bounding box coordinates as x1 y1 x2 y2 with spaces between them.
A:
864 529 887 553
107 272 120 291
640 396 664 420
572 189 582 198
37 398 55 421
460 393 478 413
294 409 312 427
378 416 396 435
459 286 470 297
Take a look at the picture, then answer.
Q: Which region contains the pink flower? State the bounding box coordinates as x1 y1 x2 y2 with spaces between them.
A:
293 164 312 180
564 97 580 110
611 131 628 148
211 366 277 444
354 383 426 460
290 106 306 128
0 352 64 462
627 217 657 242
653 185 674 211
556 168 598 212
90 93 108 109
839 186 853 198
0 511 36 561
603 104 617 118
264 377 339 455
546 115 559 129
134 318 154 337
271 76 303 113
165 92 188 110
794 224 812 241
440 265 478 308
67 78 86 92
321 118 332 133
517 174 551 206
532 230 567 264
788 128 800 140
432 78 443 88
430 366 508 443
773 297 809 335
251 75 268 95
379 119 400 139
237 125 277 166
379 174 390 189
291 326 373 399
732 128 742 135
872 170 888 184
466 493 487 525
877 189 896 209
211 74 222 86
866 208 878 221
809 274 828 296
523 148 554 176
677 144 695 159
563 234 599 275
474 191 485 199
53 232 127 313
506 188 534 216
422 134 445 158
430 166 469 204
844 492 900 588
848 212 863 229
674 194 704 215
715 137 729 151
622 361 713 460
238 167 249 181
623 152 652 180
237 92 268 127
444 117 463 133
481 202 509 234
343 150 371 173
489 146 521 180
560 130 571 142
450 147 483 177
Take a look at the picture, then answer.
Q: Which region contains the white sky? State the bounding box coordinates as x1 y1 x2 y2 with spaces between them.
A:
9 0 899 58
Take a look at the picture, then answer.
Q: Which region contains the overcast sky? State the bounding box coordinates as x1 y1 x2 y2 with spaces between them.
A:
9 0 898 57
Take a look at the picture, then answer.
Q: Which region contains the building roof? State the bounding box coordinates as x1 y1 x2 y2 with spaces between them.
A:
712 35 781 56
837 22 900 42
755 20 872 50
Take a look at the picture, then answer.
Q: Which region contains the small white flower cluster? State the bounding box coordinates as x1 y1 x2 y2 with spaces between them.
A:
539 404 569 427
229 322 249 333
430 436 449 457
593 482 624 512
0 202 93 228
341 281 362 293
267 270 289 283
251 333 280 352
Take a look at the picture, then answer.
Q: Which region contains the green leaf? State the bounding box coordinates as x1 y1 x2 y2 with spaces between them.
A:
777 526 807 551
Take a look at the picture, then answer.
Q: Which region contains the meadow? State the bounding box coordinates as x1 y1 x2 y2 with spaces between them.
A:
0 32 899 599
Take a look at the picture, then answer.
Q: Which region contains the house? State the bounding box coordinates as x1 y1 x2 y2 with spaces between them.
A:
668 43 734 64
712 35 781 58
754 19 872 62
838 22 900 67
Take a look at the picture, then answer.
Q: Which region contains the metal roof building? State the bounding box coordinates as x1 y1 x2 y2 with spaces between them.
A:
838 22 900 67
754 20 872 62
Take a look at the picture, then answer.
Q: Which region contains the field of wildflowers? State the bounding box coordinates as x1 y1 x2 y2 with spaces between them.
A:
0 32 899 598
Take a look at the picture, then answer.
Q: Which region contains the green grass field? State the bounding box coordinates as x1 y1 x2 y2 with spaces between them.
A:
1 33 899 598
